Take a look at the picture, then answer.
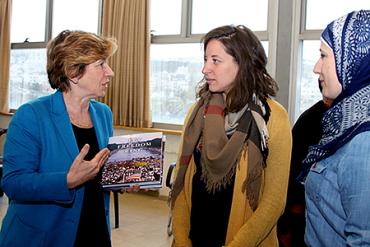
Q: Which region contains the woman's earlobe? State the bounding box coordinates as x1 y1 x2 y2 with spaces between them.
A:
70 79 79 84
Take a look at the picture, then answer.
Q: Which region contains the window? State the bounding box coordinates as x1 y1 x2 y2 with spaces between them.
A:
9 0 101 110
150 44 203 125
10 1 47 43
294 0 370 119
191 0 268 34
150 0 182 35
150 0 272 125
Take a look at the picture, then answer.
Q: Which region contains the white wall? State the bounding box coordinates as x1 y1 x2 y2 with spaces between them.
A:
0 115 181 197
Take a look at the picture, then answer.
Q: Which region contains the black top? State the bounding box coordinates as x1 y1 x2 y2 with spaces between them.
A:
289 100 327 206
72 125 111 247
189 148 235 247
278 100 327 247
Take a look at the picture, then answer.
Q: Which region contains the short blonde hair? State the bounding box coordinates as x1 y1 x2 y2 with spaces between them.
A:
47 30 118 92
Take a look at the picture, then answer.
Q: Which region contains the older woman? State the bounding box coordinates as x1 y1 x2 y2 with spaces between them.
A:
171 25 292 247
303 10 370 246
0 30 117 247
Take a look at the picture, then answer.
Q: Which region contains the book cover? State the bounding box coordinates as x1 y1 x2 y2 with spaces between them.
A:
101 132 165 190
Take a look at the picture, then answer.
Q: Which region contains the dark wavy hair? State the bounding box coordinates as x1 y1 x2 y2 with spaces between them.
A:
47 30 117 92
197 25 278 112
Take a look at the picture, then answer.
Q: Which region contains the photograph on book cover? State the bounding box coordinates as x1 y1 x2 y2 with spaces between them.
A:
101 132 165 190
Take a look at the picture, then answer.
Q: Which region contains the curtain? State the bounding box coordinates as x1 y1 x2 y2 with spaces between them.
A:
101 0 151 128
0 0 11 113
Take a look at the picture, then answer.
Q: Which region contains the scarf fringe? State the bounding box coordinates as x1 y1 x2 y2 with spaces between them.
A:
201 161 237 194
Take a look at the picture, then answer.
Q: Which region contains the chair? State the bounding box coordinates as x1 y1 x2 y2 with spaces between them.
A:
166 162 176 236
0 128 7 197
113 191 119 228
112 162 177 230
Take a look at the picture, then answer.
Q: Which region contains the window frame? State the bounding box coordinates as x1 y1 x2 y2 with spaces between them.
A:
11 0 51 50
289 0 370 123
289 0 322 123
9 0 102 111
9 0 367 129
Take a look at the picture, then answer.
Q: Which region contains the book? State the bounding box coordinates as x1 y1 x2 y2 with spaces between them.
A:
101 132 165 190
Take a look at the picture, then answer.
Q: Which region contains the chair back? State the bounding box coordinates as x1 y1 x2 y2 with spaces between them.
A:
0 128 7 164
0 128 6 136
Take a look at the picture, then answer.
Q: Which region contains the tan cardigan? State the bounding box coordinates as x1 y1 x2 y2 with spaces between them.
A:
172 99 292 247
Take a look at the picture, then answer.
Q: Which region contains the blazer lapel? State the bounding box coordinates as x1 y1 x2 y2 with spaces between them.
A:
89 103 104 149
50 91 79 160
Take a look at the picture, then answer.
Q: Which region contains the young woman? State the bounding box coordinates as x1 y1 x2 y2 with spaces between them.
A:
171 25 292 247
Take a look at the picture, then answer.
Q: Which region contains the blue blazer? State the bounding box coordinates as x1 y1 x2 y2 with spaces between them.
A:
0 91 113 247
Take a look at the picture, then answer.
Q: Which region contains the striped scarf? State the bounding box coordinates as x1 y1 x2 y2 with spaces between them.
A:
171 93 269 211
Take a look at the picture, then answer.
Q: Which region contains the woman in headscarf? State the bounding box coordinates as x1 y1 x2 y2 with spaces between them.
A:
171 25 292 247
303 10 370 246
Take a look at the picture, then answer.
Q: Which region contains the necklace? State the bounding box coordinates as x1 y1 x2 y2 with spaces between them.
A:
69 115 93 128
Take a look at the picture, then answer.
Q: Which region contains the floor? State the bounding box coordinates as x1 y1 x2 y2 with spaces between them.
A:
0 192 173 247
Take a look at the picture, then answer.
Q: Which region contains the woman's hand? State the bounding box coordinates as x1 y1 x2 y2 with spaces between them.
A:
67 144 110 188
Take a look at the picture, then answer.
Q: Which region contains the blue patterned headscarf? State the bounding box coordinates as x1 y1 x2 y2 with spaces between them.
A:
303 10 370 165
